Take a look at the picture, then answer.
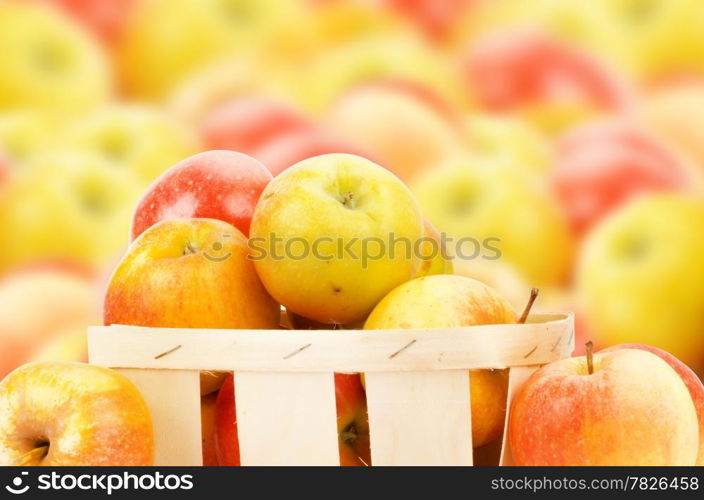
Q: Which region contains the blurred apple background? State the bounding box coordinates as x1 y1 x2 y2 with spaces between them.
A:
1 0 704 381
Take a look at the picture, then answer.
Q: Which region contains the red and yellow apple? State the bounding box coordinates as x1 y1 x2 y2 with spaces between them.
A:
365 274 517 448
42 0 139 44
509 347 699 465
0 362 154 466
131 150 273 240
250 153 423 325
201 392 219 466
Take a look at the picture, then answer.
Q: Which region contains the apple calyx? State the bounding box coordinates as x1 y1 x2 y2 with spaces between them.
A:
585 341 594 375
14 444 49 466
340 192 357 209
340 423 358 446
518 287 539 324
184 240 199 255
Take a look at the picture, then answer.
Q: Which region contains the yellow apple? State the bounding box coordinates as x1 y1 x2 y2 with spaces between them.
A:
412 157 574 286
0 151 142 274
250 153 423 324
364 274 517 448
0 111 56 164
0 2 111 113
577 194 704 368
60 104 201 183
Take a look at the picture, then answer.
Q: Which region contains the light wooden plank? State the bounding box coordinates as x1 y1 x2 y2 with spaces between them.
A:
116 368 202 466
499 365 541 466
234 372 339 466
88 313 574 373
366 370 472 466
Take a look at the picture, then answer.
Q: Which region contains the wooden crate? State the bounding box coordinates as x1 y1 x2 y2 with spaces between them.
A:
88 312 573 466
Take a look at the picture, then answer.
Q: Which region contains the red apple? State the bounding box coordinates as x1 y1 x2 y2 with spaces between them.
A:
215 373 370 466
599 343 704 466
509 347 699 465
130 150 272 240
383 0 476 40
199 95 312 153
552 119 690 235
41 0 138 44
201 392 219 466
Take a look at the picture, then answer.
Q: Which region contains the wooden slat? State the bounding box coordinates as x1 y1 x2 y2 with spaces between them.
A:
499 365 541 466
88 313 573 373
234 372 339 466
116 368 202 466
365 370 472 466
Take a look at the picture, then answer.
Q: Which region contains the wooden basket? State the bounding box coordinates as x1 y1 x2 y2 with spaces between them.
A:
87 313 574 466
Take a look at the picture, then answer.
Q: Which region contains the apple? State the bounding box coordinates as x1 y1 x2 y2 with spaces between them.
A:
0 111 56 164
214 372 371 466
509 347 699 465
0 2 111 112
116 0 304 98
0 361 154 466
599 343 704 466
201 392 219 466
42 0 138 44
61 104 201 183
253 129 375 177
250 153 423 324
365 274 518 448
199 95 312 153
552 119 691 235
412 157 574 286
0 266 98 380
461 29 632 134
0 151 142 275
130 150 273 240
414 218 453 278
326 82 464 183
383 0 477 41
0 152 10 186
576 194 704 368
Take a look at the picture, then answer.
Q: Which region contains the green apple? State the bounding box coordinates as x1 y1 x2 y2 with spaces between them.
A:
60 104 200 183
0 2 111 113
0 151 142 274
412 156 574 286
577 194 704 368
250 153 423 324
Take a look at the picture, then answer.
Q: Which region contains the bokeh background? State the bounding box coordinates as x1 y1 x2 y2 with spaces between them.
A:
1 0 704 381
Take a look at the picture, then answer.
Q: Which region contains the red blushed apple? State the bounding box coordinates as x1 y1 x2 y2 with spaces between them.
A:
552 120 690 235
42 0 138 44
252 129 374 177
215 373 371 466
509 347 699 466
599 344 704 466
0 362 154 466
462 29 632 131
130 150 272 240
201 392 219 466
383 0 476 40
199 95 312 153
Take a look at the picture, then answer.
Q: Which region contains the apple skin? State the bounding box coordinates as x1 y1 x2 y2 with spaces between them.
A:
0 2 111 113
413 218 453 278
214 373 370 466
462 29 632 134
201 392 219 466
552 119 690 235
200 95 312 153
576 194 704 368
599 343 704 466
0 362 154 466
364 275 517 448
250 153 423 325
131 150 273 240
509 349 699 465
0 266 98 381
105 218 280 330
42 0 138 44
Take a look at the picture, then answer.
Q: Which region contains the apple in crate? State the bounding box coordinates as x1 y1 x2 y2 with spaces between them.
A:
214 373 371 466
104 218 281 393
250 153 423 325
0 362 154 466
364 275 518 448
600 344 704 466
131 151 273 240
508 346 699 465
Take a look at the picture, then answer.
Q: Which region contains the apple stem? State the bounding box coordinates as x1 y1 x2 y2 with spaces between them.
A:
518 288 539 324
14 445 49 466
184 240 199 255
586 341 594 375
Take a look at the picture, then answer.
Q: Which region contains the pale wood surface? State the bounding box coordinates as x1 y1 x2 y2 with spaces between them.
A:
234 371 340 465
499 365 541 466
116 368 203 466
89 313 573 373
366 370 473 465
